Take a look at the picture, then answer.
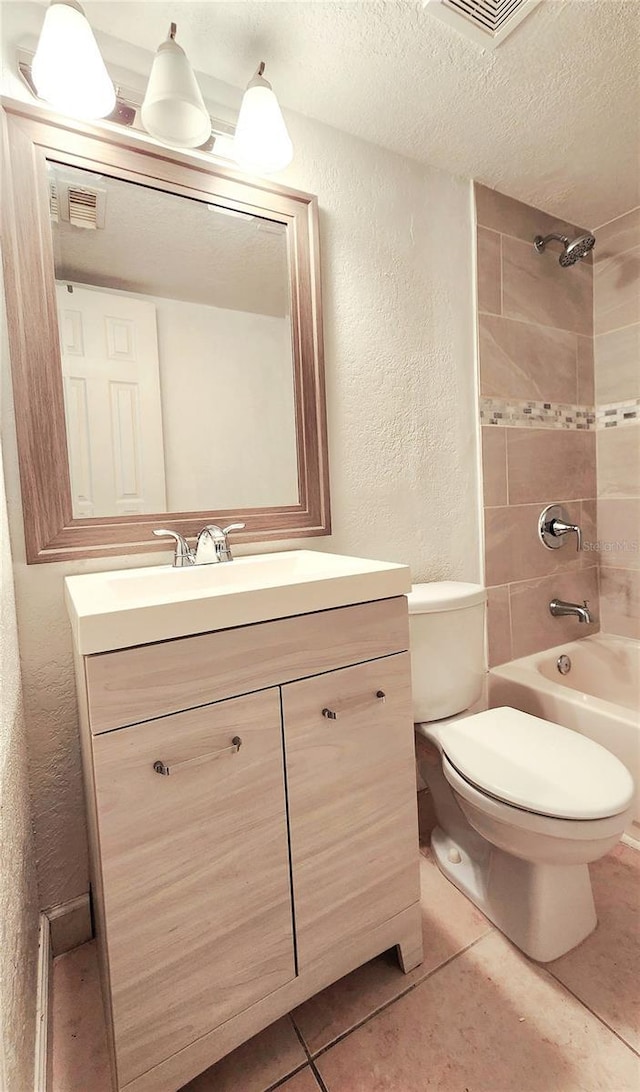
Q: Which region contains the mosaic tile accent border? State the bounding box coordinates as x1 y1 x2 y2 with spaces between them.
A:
480 397 595 430
596 399 640 428
480 397 640 431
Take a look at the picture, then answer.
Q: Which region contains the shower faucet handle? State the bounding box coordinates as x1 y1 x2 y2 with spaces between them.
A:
538 504 582 553
549 518 582 552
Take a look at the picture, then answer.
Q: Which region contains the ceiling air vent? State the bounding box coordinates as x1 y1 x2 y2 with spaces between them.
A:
425 0 541 48
48 177 107 230
65 185 106 229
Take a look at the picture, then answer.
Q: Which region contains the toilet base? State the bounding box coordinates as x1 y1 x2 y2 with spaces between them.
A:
431 826 597 962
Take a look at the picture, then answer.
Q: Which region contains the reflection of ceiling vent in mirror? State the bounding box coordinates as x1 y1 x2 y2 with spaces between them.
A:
49 177 59 222
49 179 107 229
425 0 541 48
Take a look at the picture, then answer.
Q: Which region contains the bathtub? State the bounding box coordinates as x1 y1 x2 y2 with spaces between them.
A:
490 634 640 838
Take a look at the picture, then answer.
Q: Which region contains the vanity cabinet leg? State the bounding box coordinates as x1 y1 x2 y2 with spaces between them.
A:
395 915 424 974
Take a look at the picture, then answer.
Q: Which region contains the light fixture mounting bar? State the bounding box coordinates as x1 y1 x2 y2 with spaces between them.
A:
18 56 136 126
17 50 237 162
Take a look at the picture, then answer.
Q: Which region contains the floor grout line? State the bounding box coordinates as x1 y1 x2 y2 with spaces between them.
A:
308 930 493 1063
290 1015 312 1062
544 969 640 1060
266 1059 311 1092
290 1018 329 1091
308 1058 331 1092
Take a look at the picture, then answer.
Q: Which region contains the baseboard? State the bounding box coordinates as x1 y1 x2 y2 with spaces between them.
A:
621 830 640 852
33 893 93 1092
47 893 93 958
34 913 52 1092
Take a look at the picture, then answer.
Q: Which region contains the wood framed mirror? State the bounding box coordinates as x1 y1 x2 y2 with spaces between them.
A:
1 99 330 563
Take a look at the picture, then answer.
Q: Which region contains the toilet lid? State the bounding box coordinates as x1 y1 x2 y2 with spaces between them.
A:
440 708 634 820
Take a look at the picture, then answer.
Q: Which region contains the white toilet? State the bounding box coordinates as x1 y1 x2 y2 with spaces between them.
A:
409 581 634 962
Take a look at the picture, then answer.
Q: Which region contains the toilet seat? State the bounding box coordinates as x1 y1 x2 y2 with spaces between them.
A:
438 707 634 821
442 756 632 843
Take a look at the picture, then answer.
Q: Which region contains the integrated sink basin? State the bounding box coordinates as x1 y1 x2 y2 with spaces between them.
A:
65 549 411 654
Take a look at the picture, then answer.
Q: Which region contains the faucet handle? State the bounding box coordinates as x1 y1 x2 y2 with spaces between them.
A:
153 528 193 567
538 504 582 552
220 522 245 561
552 519 582 552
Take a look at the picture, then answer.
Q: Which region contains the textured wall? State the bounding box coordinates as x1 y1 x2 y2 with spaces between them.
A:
594 208 640 637
1 109 480 910
475 183 599 665
0 288 39 1091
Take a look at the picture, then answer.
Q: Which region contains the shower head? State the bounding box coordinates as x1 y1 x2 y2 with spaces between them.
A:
533 232 596 267
560 233 596 266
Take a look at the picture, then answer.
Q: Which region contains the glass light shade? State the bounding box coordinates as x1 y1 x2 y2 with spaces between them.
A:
233 75 293 174
32 0 116 119
141 32 211 149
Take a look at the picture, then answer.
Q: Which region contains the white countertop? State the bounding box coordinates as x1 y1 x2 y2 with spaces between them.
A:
65 549 411 654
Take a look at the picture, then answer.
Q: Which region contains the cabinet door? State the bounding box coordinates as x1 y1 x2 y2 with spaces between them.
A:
282 653 420 969
92 688 295 1087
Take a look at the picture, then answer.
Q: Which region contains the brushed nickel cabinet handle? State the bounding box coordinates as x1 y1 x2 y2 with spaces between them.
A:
322 690 386 720
153 736 242 776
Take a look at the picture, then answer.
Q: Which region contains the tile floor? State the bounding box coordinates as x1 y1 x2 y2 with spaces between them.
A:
52 793 640 1092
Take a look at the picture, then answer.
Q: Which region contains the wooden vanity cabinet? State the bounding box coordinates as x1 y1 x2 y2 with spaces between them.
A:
75 596 422 1092
91 689 295 1086
283 654 418 968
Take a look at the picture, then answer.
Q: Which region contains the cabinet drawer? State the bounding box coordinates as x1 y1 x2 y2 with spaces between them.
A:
282 652 420 969
92 689 295 1087
86 597 409 733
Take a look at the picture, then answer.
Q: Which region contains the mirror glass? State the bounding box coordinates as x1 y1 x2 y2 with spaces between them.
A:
48 161 298 518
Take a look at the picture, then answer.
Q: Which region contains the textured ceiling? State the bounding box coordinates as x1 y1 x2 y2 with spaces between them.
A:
9 1 640 227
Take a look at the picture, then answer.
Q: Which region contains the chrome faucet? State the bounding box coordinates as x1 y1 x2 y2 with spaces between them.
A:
194 524 245 564
539 504 582 552
153 523 245 566
549 598 593 624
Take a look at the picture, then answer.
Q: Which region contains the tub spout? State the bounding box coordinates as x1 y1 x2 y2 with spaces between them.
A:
549 598 593 624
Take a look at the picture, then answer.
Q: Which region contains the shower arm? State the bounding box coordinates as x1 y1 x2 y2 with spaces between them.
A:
534 233 570 253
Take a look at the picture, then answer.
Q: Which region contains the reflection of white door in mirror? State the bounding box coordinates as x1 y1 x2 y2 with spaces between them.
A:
56 284 167 518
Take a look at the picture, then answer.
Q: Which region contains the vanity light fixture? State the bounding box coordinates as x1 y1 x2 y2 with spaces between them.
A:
31 0 116 119
141 23 211 149
26 9 292 170
233 62 293 174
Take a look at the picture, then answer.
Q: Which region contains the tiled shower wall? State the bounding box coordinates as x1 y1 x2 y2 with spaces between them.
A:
594 208 640 638
475 183 599 666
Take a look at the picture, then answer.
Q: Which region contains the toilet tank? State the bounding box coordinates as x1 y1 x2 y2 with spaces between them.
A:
408 582 486 722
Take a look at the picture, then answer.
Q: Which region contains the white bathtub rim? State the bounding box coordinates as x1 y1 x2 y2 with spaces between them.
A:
490 635 639 835
491 636 639 727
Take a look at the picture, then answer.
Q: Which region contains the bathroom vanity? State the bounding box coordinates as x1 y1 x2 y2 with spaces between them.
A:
65 551 423 1092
